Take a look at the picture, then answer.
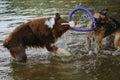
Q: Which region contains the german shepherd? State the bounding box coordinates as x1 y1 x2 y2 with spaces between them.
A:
86 9 120 53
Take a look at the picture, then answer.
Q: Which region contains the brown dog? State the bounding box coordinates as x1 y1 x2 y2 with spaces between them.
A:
3 13 71 62
86 9 120 53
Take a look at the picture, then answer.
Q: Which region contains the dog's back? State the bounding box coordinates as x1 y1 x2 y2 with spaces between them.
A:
104 17 120 37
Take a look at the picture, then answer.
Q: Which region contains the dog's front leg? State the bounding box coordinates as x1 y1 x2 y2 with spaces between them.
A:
86 36 94 55
95 38 102 53
86 36 92 51
46 44 71 56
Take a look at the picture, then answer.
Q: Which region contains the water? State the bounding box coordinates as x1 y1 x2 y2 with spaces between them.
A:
0 0 120 80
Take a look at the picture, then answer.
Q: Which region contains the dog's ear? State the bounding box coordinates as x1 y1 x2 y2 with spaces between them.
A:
55 13 61 20
105 9 109 11
99 8 109 15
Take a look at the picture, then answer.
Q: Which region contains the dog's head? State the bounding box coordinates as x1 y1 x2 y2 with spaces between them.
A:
93 9 110 28
51 13 70 38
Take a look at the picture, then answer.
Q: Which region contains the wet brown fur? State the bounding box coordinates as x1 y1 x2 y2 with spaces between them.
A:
3 13 70 62
114 31 120 48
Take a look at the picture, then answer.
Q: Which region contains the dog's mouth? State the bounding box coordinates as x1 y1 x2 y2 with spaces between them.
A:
93 17 105 28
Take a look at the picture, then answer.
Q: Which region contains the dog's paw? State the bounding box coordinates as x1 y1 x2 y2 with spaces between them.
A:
112 47 120 56
88 50 93 55
55 48 72 57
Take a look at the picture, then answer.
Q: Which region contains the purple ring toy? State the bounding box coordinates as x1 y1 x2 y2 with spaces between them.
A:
68 6 96 32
